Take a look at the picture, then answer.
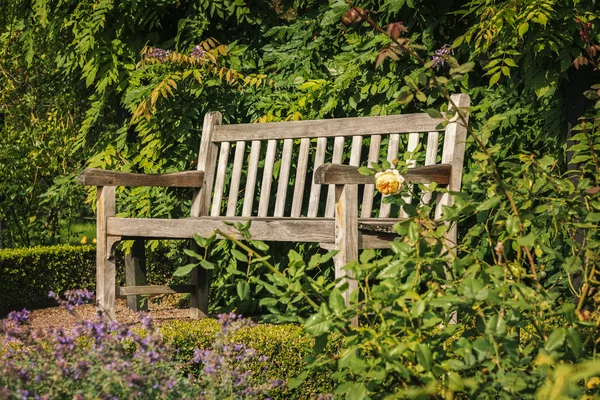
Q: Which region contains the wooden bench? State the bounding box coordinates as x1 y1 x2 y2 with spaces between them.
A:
78 94 470 321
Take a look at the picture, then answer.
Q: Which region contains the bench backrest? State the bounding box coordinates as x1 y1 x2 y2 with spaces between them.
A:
191 94 470 224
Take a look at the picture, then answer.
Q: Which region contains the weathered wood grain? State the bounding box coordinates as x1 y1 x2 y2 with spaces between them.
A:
435 94 470 247
212 113 445 142
226 141 246 216
421 131 440 205
78 169 204 188
380 134 400 218
191 112 221 217
325 137 345 218
124 239 147 312
274 139 294 217
96 186 116 321
210 142 231 216
242 140 262 217
399 132 421 218
291 138 310 217
117 285 195 296
258 140 278 217
308 137 327 217
361 135 381 218
314 164 451 185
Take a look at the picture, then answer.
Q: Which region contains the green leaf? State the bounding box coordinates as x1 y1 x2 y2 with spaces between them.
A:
455 61 475 74
427 108 443 118
416 343 433 371
477 196 501 211
489 72 501 86
231 248 248 262
518 22 529 37
585 213 600 222
415 91 427 102
566 327 583 358
516 232 535 247
358 166 374 176
545 328 566 352
250 240 269 251
200 259 215 270
173 263 196 277
329 287 346 314
287 371 308 389
237 281 250 300
397 91 414 105
404 76 418 90
304 312 332 336
183 248 203 261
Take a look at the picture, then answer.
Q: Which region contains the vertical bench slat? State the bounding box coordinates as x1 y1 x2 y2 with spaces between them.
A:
226 141 247 216
379 134 400 218
308 137 327 217
349 135 363 166
242 140 262 217
258 140 278 217
399 132 420 218
291 138 311 217
190 111 221 320
435 94 470 247
210 142 231 216
361 135 381 218
325 136 346 218
421 132 440 205
274 139 294 217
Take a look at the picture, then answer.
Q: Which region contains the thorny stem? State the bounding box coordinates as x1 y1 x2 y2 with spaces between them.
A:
349 3 539 282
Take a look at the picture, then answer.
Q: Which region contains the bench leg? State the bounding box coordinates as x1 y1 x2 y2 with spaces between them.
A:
125 239 148 312
96 186 117 321
334 184 359 326
190 242 209 319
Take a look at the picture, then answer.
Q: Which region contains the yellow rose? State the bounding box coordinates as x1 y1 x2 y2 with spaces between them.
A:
375 169 405 195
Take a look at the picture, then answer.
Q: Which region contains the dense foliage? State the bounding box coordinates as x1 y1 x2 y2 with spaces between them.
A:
2 0 600 398
0 244 189 314
2 0 597 247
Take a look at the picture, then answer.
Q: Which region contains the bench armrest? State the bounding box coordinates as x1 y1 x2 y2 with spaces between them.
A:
77 168 204 188
314 163 451 185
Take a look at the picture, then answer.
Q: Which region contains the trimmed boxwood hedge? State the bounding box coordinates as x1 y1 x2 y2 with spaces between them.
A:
0 245 96 314
0 244 184 314
161 319 336 399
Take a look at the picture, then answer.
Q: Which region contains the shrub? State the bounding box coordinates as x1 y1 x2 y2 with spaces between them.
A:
161 318 336 399
0 245 96 314
0 291 296 399
0 244 190 314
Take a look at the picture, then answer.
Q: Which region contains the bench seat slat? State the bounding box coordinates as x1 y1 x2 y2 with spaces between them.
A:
212 113 445 142
107 216 402 247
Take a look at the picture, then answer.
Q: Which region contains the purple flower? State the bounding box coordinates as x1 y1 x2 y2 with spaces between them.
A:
8 309 30 324
432 44 452 67
145 47 171 62
190 45 206 59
